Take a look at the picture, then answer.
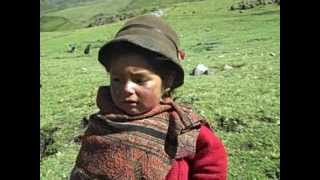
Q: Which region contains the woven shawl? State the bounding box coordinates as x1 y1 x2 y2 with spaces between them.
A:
70 86 207 180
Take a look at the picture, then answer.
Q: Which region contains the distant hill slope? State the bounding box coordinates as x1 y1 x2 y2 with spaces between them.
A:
125 0 204 9
40 16 82 32
41 0 104 15
45 0 131 28
40 0 205 32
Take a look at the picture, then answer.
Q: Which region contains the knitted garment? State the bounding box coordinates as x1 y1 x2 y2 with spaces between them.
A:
70 86 226 180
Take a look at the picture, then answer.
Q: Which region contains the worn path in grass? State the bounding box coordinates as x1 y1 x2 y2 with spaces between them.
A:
40 0 279 179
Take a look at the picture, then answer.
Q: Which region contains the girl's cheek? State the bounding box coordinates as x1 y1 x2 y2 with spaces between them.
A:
136 86 160 108
111 83 122 98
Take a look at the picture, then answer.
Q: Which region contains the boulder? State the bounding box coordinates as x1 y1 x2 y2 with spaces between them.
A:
84 44 91 55
149 9 164 17
230 0 279 11
224 64 234 71
191 64 210 75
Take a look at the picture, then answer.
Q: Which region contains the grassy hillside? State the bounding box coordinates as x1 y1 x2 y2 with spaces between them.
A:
44 0 131 27
41 0 205 31
40 16 81 32
41 0 106 14
40 0 280 179
125 0 205 9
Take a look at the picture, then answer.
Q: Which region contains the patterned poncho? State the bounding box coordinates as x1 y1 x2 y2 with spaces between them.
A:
70 86 227 180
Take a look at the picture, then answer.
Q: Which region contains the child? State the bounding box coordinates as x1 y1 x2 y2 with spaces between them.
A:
70 15 227 180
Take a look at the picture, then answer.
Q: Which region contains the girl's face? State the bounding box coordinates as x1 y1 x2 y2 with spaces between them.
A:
109 53 163 115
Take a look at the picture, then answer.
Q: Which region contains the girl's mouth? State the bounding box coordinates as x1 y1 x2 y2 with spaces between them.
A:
122 100 138 105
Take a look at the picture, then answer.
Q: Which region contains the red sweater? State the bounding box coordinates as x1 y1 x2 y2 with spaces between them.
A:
166 125 227 180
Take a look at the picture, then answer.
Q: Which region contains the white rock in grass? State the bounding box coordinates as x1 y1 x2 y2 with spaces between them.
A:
149 10 164 17
192 64 209 76
81 67 88 72
224 64 233 71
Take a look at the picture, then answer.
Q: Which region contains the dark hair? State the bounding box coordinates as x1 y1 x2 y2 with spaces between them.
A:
102 42 177 97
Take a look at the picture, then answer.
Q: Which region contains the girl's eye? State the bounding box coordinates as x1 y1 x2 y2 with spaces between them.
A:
134 78 147 84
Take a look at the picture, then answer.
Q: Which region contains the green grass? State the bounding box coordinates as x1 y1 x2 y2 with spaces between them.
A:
41 0 280 179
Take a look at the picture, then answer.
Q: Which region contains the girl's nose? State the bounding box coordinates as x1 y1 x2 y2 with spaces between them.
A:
124 81 136 95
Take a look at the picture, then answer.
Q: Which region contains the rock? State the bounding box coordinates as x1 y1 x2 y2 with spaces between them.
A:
84 44 91 55
224 64 234 71
230 4 238 10
81 67 88 72
192 64 210 76
149 9 164 17
230 0 279 11
205 47 213 51
205 69 215 75
271 152 280 159
67 44 76 53
241 141 255 150
269 52 276 56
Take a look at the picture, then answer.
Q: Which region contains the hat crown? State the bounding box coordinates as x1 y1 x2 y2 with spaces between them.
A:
121 15 180 48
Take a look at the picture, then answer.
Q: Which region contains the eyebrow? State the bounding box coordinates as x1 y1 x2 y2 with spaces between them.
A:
129 70 153 75
110 70 155 77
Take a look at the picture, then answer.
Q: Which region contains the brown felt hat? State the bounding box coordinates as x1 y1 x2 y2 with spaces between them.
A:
98 15 184 89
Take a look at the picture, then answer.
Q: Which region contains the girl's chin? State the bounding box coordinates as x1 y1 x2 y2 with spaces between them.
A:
123 109 145 116
117 102 158 116
118 105 142 115
120 106 152 116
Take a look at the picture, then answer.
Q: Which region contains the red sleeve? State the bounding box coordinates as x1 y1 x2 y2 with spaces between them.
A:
189 125 228 180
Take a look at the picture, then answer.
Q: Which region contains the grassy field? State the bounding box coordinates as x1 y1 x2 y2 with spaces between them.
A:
40 0 280 179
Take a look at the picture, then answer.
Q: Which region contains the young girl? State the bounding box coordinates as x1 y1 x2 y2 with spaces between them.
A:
70 15 227 180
